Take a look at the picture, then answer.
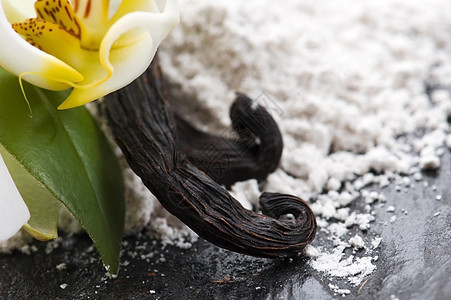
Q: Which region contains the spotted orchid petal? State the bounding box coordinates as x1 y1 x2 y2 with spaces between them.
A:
0 1 84 91
0 152 30 241
0 0 179 109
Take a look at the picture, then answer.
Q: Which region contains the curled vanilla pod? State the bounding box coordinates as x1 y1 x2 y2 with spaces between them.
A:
104 59 316 258
174 92 282 188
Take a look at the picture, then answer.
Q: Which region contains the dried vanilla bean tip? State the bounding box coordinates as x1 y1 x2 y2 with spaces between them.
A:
174 93 283 188
104 60 316 258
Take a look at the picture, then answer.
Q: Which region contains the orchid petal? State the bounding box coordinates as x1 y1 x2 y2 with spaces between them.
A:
111 0 161 18
58 35 152 109
72 0 109 25
35 0 84 40
12 18 82 69
58 0 179 109
0 152 30 242
0 2 83 91
100 0 163 48
1 0 36 23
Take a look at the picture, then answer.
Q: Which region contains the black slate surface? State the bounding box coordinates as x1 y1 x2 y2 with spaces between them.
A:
1 144 450 300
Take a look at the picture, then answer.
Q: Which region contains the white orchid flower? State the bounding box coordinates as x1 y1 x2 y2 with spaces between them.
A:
0 152 30 241
0 0 179 109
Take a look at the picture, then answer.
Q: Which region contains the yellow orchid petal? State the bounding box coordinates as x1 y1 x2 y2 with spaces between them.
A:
99 0 179 74
58 34 151 109
107 0 169 48
111 0 161 18
1 0 36 23
58 0 179 109
72 0 109 26
0 2 83 91
34 0 84 40
12 18 82 68
75 0 160 51
0 152 30 242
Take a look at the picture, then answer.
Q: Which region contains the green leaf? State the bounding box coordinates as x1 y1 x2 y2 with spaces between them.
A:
0 68 125 274
0 144 59 241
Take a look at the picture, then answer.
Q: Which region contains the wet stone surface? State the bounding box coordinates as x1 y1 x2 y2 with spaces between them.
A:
1 152 450 300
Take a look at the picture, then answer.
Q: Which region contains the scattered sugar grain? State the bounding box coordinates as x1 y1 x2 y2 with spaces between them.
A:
337 191 357 207
420 155 441 170
430 89 450 103
436 147 445 157
303 245 320 258
349 235 365 249
378 176 391 188
329 284 351 296
371 237 382 249
446 135 451 149
386 206 396 213
230 179 261 210
56 263 67 271
327 177 342 191
402 177 411 187
413 172 422 181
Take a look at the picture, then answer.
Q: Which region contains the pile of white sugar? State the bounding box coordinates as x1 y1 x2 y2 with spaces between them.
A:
2 0 451 293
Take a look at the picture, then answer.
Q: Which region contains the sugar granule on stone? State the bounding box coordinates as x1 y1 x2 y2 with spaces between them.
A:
446 135 451 149
349 235 365 249
371 237 382 249
303 245 320 258
386 206 396 213
56 263 67 271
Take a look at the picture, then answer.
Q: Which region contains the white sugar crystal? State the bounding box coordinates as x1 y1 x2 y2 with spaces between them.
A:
311 247 376 286
430 89 450 103
446 135 451 149
419 155 440 170
230 179 261 210
386 206 396 213
349 235 365 249
413 172 423 181
345 212 375 231
327 177 342 192
371 237 382 249
328 223 349 238
303 245 320 258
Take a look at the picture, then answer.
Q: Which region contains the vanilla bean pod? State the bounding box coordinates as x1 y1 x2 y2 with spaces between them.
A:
104 60 316 258
174 92 282 188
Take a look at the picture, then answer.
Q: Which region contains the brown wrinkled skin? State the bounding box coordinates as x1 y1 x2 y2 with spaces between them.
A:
104 58 316 258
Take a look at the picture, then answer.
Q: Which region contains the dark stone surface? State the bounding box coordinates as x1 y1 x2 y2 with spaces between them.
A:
0 149 450 300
